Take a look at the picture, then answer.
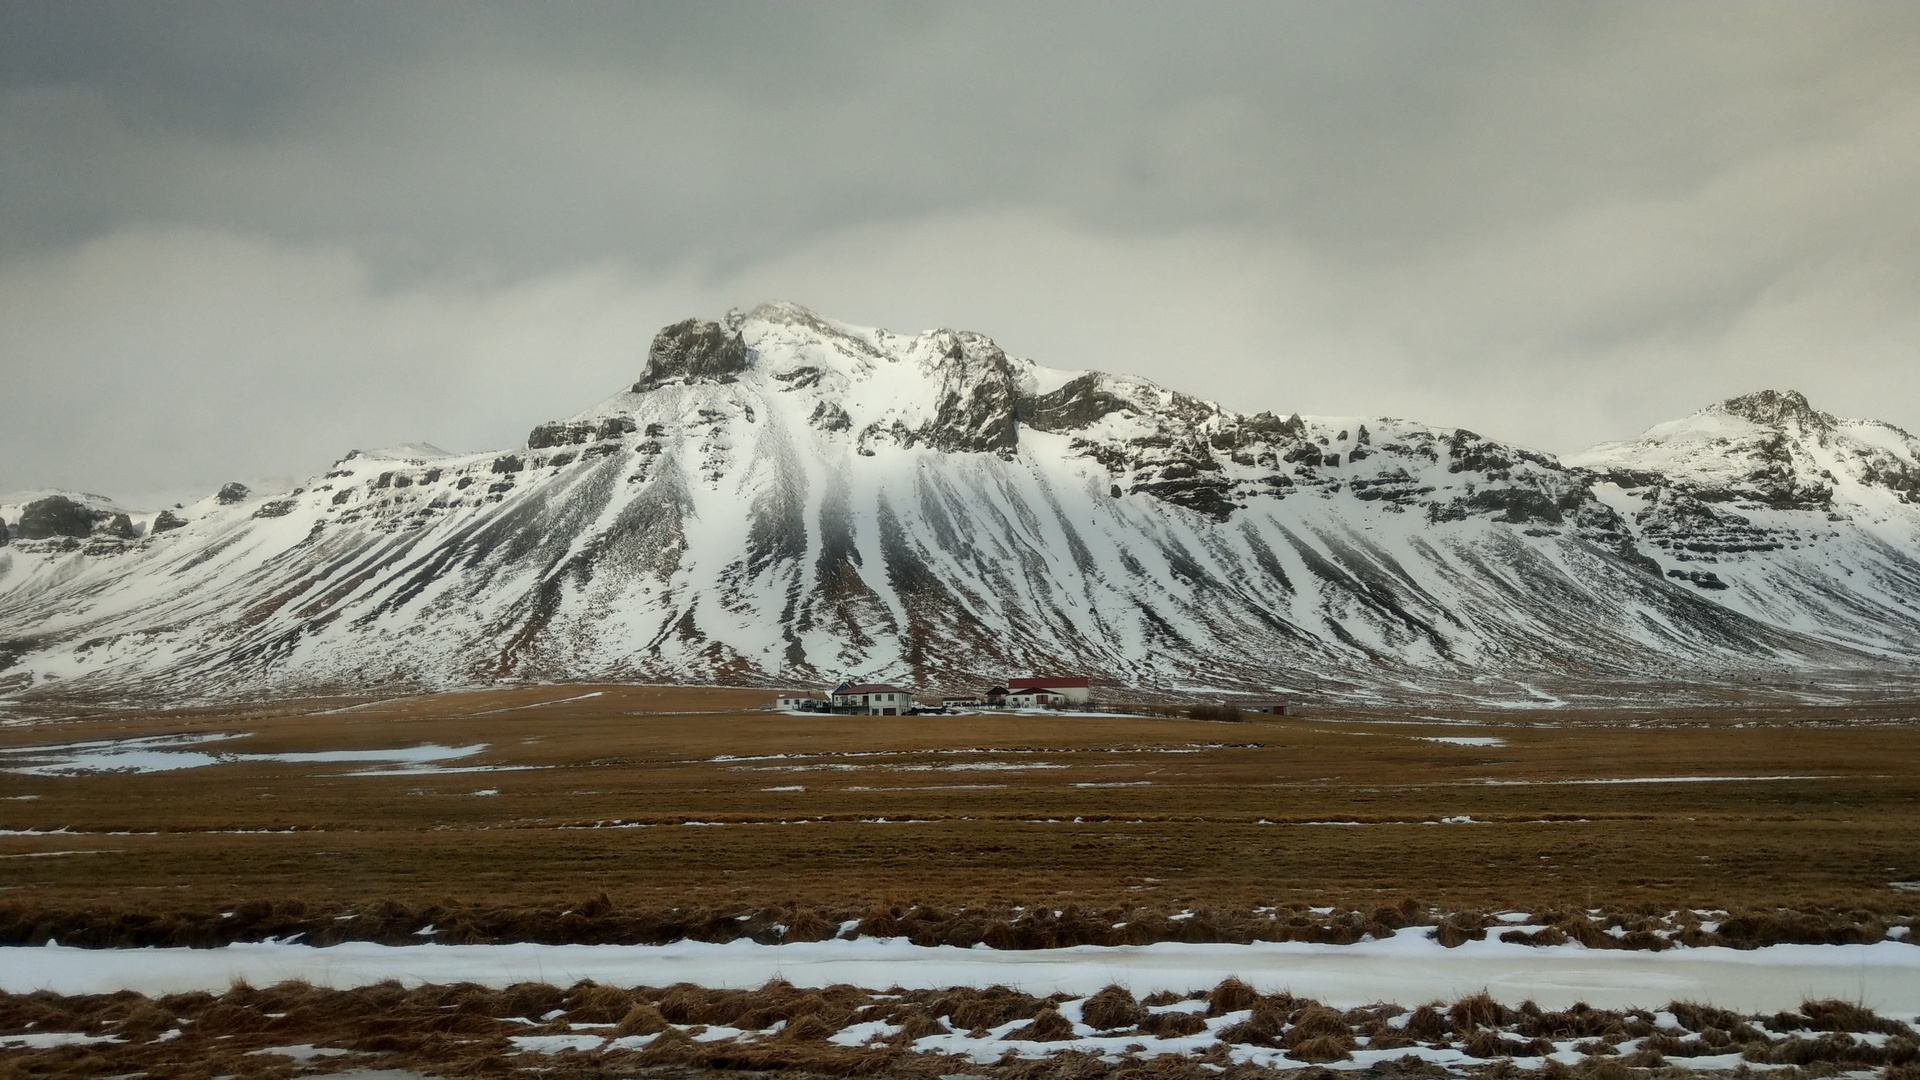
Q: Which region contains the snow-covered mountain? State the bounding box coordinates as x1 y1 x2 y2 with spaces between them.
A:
4 303 1918 705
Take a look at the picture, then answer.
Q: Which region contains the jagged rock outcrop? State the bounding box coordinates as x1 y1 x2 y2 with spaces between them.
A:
15 495 101 540
3 305 1919 704
215 482 250 505
527 416 637 450
633 318 753 389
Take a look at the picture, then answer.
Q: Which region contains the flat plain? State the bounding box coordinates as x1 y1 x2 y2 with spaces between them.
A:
3 685 1917 930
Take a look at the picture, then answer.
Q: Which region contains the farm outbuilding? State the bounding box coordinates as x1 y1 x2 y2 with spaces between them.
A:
1006 676 1090 704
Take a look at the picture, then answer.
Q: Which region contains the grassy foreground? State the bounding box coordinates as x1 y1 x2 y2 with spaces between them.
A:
1 685 1918 937
2 976 1918 1080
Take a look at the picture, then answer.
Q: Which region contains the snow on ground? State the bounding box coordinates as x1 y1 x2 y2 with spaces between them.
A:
0 1031 124 1049
0 734 488 776
6 935 1918 1016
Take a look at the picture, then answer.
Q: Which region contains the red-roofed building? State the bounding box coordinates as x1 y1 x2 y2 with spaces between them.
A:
1005 676 1090 706
829 681 914 716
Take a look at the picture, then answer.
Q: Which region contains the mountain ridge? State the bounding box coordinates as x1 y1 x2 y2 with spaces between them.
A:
4 302 1919 706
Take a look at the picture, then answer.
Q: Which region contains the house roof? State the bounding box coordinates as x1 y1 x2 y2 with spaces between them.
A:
834 683 909 695
1008 676 1089 691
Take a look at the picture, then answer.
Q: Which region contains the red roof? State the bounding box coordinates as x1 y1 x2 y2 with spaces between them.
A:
1008 676 1088 691
835 683 909 695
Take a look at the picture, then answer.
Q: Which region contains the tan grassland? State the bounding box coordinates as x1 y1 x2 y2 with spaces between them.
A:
1 685 1918 934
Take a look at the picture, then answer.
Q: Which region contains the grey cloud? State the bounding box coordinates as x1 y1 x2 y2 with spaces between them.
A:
13 3 1914 270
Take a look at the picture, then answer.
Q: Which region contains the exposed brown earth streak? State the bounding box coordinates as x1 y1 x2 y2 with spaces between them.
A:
1 686 1917 939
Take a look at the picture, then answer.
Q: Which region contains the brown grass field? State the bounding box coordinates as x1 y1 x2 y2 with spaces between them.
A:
2 974 1917 1080
2 685 1918 940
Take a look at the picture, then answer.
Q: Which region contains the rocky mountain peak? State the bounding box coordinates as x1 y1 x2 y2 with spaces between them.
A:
634 318 753 390
1714 389 1833 433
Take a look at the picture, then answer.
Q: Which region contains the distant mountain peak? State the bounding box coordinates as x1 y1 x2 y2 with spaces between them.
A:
1712 389 1832 432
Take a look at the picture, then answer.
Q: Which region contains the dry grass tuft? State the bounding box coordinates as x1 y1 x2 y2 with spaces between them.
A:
560 979 634 1023
613 1002 668 1036
1081 984 1146 1032
948 986 1045 1030
778 908 838 942
1205 977 1258 1016
1291 1033 1355 1062
779 1013 841 1041
1007 1006 1076 1041
1802 999 1907 1035
1404 1004 1450 1042
497 980 564 1019
892 1007 950 1045
1465 1029 1546 1059
1449 991 1509 1033
653 982 707 1023
1140 1010 1209 1039
1286 1004 1352 1048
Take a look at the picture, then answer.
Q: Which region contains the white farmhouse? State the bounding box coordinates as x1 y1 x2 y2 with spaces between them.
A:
830 682 914 716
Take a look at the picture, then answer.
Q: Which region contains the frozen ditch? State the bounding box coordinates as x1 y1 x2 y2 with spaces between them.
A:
5 935 1918 1016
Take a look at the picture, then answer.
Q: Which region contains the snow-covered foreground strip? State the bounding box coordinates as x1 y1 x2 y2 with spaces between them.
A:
7 935 1919 1016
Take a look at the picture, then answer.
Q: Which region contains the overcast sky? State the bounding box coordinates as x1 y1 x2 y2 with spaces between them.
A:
4 2 1918 506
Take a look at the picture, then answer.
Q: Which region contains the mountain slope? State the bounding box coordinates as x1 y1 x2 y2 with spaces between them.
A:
3 304 1917 705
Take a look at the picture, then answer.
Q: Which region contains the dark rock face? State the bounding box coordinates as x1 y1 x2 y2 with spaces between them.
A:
634 319 752 388
152 510 187 533
1019 373 1134 433
216 482 250 504
809 402 852 432
98 513 136 539
527 416 637 449
1720 389 1831 431
919 334 1021 454
16 496 99 540
0 516 8 546
527 423 584 450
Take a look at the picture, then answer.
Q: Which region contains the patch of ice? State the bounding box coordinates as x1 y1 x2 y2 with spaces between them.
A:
6 933 1920 1017
509 1032 606 1053
248 1043 352 1062
0 733 490 777
0 1031 123 1048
